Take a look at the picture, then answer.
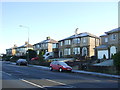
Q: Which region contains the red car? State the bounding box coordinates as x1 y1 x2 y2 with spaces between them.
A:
50 61 72 72
31 57 39 60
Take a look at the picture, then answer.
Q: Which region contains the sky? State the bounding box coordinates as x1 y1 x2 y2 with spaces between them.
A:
0 0 119 54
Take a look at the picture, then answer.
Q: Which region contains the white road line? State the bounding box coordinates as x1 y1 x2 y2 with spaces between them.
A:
45 79 75 88
21 79 44 88
45 79 66 85
2 71 12 76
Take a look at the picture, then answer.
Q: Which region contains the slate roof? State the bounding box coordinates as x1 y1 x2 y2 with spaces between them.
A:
17 44 33 48
33 39 58 46
100 34 108 37
59 32 99 41
40 39 58 44
95 45 108 49
105 27 120 34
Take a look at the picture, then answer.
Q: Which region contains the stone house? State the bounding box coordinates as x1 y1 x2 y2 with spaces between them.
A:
33 37 59 58
58 31 100 59
96 27 120 59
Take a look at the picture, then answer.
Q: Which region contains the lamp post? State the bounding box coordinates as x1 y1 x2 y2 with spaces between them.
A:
19 25 30 61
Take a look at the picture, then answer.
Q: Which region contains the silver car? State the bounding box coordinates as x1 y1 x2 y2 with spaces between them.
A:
16 59 28 66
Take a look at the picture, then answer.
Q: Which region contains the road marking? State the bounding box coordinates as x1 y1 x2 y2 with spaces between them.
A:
21 79 44 88
2 71 12 76
45 79 66 85
45 79 75 88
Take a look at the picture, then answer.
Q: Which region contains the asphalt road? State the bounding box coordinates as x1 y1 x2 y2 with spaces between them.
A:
1 61 119 90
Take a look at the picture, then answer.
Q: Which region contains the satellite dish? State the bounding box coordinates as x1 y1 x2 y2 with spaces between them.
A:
75 28 80 35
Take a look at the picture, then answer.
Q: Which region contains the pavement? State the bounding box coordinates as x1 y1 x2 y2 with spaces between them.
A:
5 61 120 79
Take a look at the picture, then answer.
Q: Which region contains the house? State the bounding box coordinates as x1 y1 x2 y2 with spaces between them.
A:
6 42 33 56
58 29 100 59
6 44 17 56
15 42 33 56
96 27 120 59
33 37 59 58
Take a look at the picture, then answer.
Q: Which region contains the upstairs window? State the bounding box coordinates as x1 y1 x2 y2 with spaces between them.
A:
52 43 58 48
64 40 71 45
82 38 86 43
72 38 80 44
105 38 108 42
59 41 63 46
111 34 117 40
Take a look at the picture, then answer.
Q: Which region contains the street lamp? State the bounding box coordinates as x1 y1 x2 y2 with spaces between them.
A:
19 25 30 47
19 25 30 61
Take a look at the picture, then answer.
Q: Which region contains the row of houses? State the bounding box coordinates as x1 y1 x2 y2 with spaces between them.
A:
6 27 120 60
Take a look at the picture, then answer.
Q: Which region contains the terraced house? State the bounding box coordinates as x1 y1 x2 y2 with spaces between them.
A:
33 37 59 58
96 27 120 59
6 44 17 56
6 42 33 56
58 30 100 59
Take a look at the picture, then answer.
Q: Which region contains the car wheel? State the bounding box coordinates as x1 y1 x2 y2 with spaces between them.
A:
59 68 63 72
50 67 53 71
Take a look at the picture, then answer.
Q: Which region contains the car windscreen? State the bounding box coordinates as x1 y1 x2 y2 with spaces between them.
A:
59 62 68 66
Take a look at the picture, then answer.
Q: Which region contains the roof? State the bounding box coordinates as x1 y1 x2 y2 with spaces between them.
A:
17 44 33 48
95 45 108 50
33 39 58 45
40 39 58 44
59 32 99 41
100 34 108 37
105 27 120 34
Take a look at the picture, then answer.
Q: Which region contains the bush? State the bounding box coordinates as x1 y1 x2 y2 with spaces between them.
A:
10 56 20 62
112 52 120 74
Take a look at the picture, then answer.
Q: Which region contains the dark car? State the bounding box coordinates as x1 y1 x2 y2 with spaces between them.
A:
16 59 28 66
50 61 72 72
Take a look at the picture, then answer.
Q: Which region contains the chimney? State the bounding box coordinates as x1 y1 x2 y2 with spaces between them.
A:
46 36 50 40
25 41 28 45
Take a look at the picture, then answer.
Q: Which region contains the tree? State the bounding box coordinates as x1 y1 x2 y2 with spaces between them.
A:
26 49 37 60
38 50 45 62
112 52 120 73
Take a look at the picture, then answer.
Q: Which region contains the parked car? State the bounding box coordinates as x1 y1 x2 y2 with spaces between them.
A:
50 61 72 72
16 59 28 66
31 57 39 60
43 52 54 60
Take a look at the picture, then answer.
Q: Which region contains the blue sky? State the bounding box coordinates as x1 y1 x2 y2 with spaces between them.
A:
0 1 118 54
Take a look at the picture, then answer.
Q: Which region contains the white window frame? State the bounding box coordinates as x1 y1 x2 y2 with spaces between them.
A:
73 47 80 54
72 38 80 44
82 38 86 43
64 40 71 45
105 38 108 42
64 48 71 55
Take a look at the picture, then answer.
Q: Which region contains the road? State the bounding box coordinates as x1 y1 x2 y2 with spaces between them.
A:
1 61 119 90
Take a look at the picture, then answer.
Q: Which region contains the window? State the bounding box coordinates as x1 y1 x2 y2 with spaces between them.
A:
52 43 58 48
82 38 86 43
59 41 63 46
96 39 99 45
64 48 71 55
36 45 40 48
82 47 87 56
64 40 71 45
73 47 80 54
105 38 108 42
72 38 80 44
111 34 116 40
